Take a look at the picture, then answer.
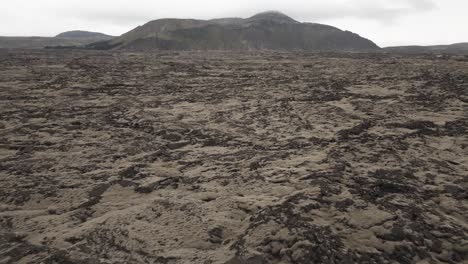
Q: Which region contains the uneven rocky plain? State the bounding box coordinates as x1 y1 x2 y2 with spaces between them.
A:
0 49 467 264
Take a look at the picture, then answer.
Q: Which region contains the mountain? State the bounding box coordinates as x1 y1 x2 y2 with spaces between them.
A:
55 30 113 40
246 11 300 24
88 11 379 51
0 30 114 49
384 43 468 55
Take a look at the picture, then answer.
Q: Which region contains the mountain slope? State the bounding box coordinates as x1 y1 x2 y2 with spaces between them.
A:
91 11 379 51
0 31 114 49
384 43 468 55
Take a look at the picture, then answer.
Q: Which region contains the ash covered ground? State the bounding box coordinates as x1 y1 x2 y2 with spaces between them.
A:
0 50 467 264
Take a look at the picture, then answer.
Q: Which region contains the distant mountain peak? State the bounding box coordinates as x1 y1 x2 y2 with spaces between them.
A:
384 42 468 55
55 31 113 39
248 11 299 24
0 30 114 49
254 10 288 16
88 10 379 51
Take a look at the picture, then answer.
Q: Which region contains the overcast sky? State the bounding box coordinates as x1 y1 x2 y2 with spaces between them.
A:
1 0 466 47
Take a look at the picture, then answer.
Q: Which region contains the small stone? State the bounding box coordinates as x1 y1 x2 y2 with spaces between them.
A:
279 248 290 257
454 243 468 254
270 241 283 256
47 206 59 215
164 133 182 142
167 141 190 150
198 192 218 202
135 177 176 193
269 176 289 184
292 248 306 262
436 250 452 262
4 232 26 242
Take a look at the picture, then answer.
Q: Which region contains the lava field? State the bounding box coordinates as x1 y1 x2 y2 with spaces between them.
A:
0 50 467 264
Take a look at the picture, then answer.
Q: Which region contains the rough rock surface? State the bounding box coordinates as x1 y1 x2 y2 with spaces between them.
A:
0 50 467 263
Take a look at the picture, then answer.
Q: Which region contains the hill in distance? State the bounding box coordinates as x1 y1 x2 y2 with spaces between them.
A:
88 11 380 51
0 30 114 49
384 43 468 55
55 30 113 40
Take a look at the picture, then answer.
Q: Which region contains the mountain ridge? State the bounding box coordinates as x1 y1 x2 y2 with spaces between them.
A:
384 43 468 55
89 11 380 51
0 30 114 49
55 30 113 40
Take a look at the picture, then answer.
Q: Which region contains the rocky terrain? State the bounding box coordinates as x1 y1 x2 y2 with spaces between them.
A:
0 49 467 264
89 11 379 51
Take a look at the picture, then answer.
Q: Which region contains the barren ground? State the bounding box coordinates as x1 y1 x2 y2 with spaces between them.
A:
0 50 467 264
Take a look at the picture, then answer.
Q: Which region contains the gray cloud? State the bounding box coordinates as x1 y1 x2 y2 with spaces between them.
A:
278 0 436 23
30 0 438 26
46 0 436 41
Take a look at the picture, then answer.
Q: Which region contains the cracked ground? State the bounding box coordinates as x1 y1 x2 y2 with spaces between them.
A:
0 50 467 264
